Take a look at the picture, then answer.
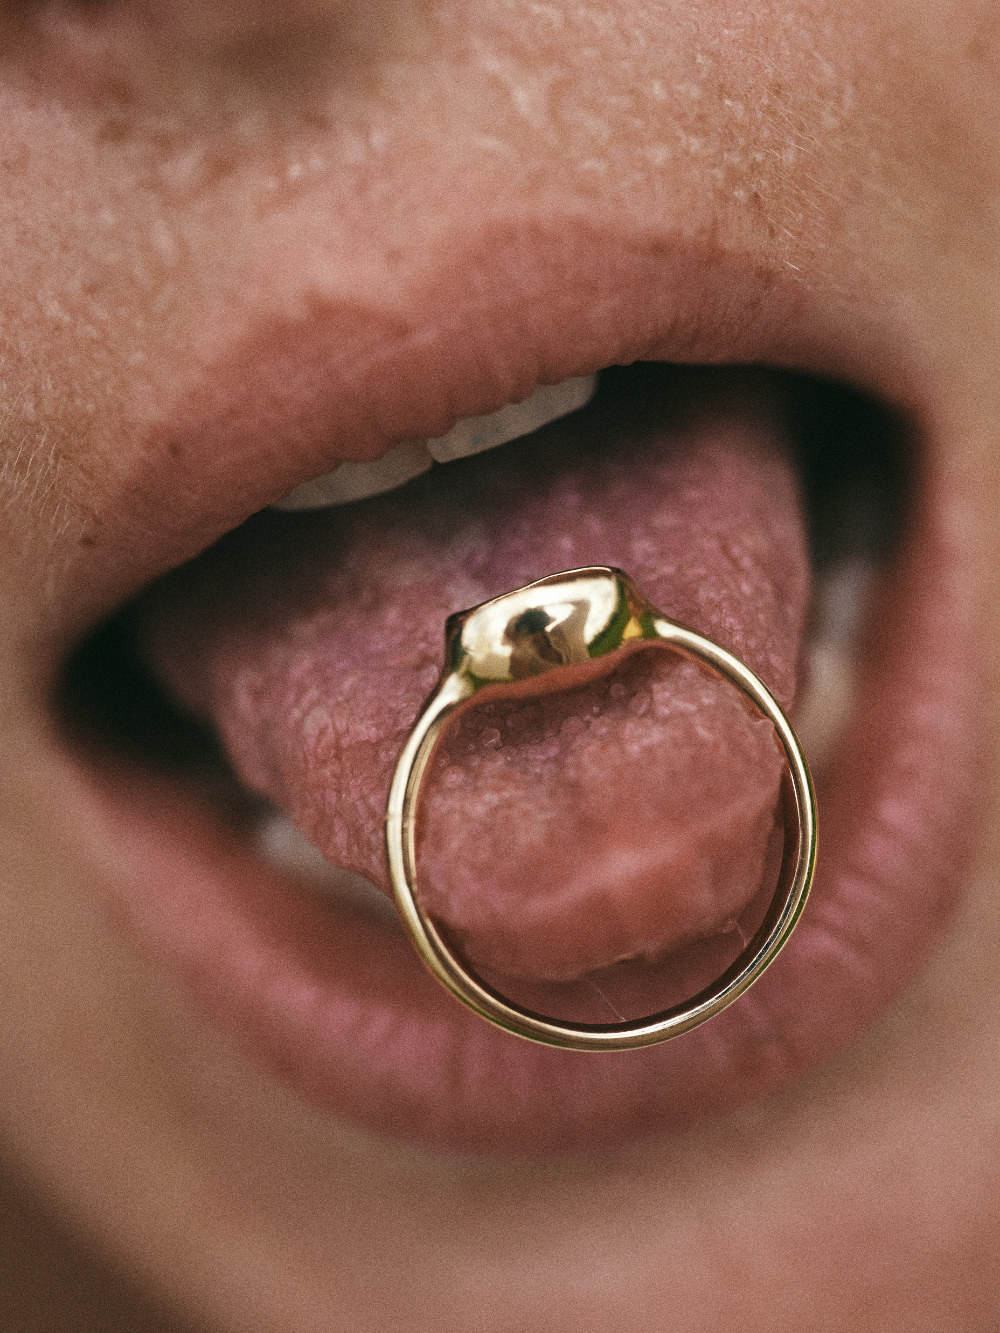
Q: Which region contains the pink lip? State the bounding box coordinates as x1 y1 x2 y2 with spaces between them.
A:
52 218 983 1154
55 218 842 640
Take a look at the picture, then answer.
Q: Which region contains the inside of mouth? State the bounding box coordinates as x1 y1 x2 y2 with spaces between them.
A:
58 363 907 1024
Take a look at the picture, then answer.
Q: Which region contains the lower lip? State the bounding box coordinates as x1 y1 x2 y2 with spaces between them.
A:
69 435 983 1156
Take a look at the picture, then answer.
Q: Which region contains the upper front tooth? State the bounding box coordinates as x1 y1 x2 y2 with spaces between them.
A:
426 374 597 463
273 439 433 511
272 373 598 511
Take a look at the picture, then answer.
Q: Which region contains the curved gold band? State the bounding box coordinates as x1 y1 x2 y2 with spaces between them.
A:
386 567 817 1052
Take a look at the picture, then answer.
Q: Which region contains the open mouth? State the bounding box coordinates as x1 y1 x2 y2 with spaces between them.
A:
56 346 981 1156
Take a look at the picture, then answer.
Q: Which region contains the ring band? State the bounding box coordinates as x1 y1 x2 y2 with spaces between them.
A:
386 567 817 1051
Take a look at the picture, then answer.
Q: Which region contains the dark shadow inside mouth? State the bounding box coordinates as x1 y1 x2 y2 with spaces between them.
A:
57 363 909 840
60 611 267 827
789 369 907 566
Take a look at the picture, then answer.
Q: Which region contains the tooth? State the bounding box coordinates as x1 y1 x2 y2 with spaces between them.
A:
257 810 399 922
425 373 598 463
793 641 856 769
273 439 434 511
272 373 598 511
794 559 875 767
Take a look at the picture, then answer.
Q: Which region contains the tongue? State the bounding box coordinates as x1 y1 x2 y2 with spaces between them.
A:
136 367 809 985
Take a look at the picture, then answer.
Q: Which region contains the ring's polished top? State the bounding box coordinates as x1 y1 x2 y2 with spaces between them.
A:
385 567 816 1051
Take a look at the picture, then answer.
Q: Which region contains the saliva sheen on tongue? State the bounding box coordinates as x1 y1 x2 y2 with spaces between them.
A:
272 374 598 511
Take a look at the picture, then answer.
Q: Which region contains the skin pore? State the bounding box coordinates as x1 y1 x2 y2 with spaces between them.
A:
1 1 999 1329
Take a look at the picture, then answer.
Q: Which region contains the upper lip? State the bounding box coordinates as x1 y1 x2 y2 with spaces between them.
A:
60 211 919 662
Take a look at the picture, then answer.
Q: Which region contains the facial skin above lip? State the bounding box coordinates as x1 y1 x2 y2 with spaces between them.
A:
2 2 1000 1330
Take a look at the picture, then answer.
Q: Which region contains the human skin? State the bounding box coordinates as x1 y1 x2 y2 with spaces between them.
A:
1 1 999 1329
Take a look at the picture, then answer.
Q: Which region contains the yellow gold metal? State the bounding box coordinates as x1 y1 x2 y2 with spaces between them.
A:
386 567 817 1051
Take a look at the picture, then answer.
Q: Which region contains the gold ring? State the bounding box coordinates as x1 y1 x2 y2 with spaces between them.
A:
386 567 817 1051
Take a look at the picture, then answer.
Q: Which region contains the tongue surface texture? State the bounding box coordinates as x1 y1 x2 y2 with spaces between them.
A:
137 369 809 984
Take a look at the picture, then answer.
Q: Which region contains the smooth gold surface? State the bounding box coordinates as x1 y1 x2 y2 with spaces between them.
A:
386 567 817 1051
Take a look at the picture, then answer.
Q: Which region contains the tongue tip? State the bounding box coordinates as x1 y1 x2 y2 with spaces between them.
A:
414 655 787 986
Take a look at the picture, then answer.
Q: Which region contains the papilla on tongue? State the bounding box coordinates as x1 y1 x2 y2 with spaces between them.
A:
136 367 809 986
